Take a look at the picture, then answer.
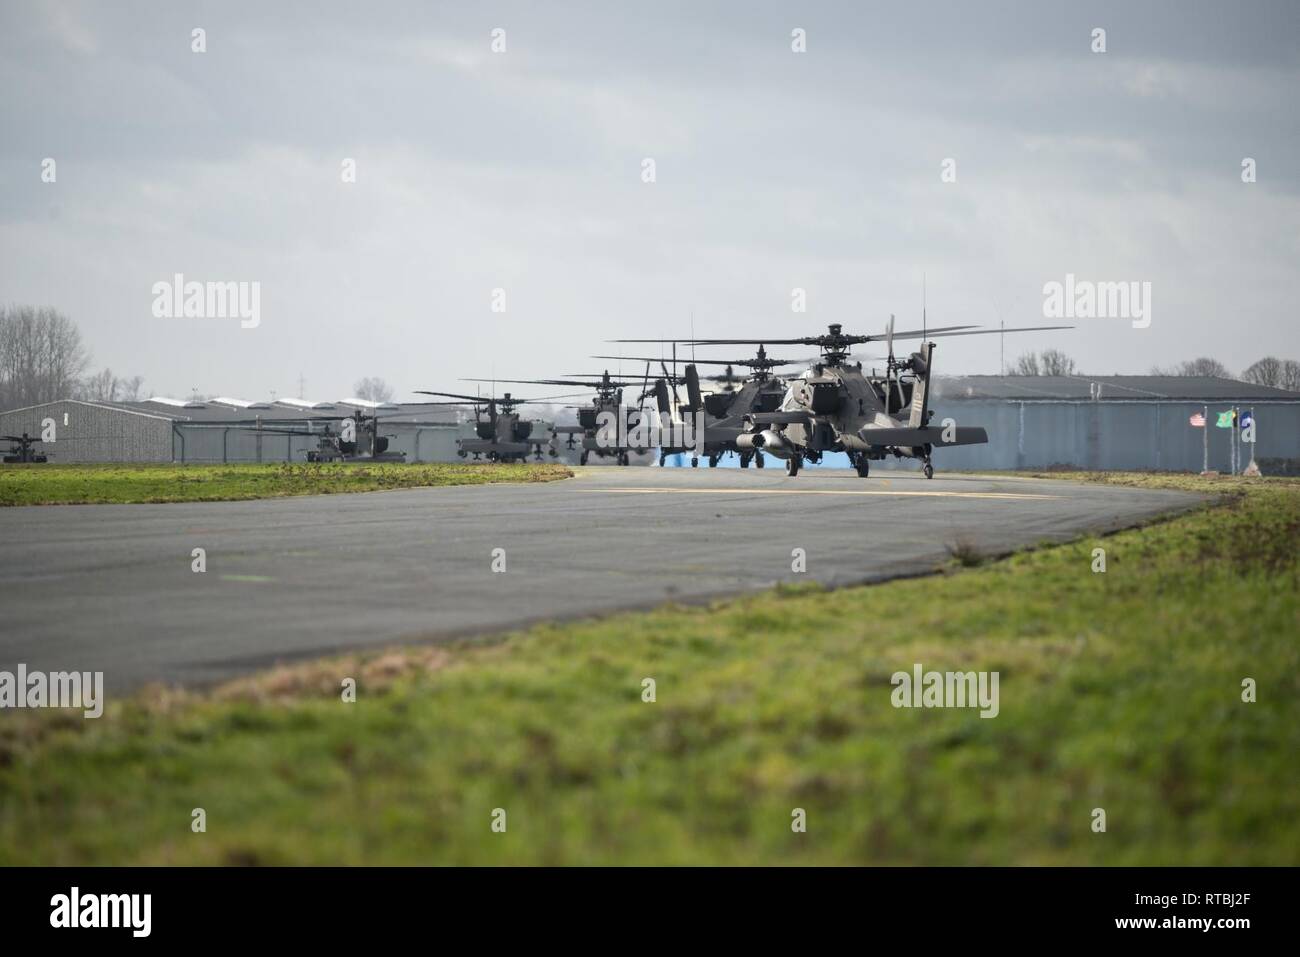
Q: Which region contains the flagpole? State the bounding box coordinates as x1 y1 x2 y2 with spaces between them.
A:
1233 406 1239 476
1249 406 1256 468
1202 404 1208 473
1229 407 1234 475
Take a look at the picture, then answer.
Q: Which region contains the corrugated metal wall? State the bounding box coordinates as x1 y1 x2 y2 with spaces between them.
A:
7 399 1294 471
923 400 1300 472
0 400 172 462
171 423 466 463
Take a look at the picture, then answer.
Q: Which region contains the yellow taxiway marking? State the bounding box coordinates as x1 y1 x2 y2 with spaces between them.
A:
578 487 1058 501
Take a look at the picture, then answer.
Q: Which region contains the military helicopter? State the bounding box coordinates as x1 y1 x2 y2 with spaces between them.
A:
2 433 50 464
461 370 670 466
239 409 406 463
595 345 832 468
655 318 1070 478
414 389 583 462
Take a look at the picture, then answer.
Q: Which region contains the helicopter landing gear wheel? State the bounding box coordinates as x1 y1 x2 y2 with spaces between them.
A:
755 452 764 468
708 454 719 468
923 460 934 480
659 450 667 466
691 457 699 468
786 455 801 477
618 452 629 466
739 453 750 468
855 455 870 478
580 451 589 465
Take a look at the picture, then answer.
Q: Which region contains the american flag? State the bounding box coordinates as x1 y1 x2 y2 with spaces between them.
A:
1189 412 1206 427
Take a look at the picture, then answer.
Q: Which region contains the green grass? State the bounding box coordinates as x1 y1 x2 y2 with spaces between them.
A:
1 473 1296 865
0 461 571 505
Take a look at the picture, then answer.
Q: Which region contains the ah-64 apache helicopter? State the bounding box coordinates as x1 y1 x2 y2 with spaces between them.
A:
650 318 1069 478
462 370 673 466
596 344 836 468
239 408 406 463
415 389 584 462
2 433 50 464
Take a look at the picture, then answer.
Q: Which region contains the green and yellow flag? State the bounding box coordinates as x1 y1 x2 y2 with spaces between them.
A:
1215 410 1235 428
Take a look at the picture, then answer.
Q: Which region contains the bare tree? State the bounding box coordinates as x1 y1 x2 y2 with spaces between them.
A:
80 367 120 402
1241 357 1283 388
0 305 91 410
1181 357 1232 377
1281 360 1300 393
1038 348 1076 376
119 375 145 402
1011 350 1077 376
1150 358 1233 378
352 376 394 402
1012 352 1040 376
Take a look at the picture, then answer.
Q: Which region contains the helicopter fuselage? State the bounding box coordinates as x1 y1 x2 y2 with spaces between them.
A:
740 341 987 474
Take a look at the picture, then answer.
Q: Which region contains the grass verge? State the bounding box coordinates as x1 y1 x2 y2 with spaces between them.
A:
1 473 1296 864
0 461 571 506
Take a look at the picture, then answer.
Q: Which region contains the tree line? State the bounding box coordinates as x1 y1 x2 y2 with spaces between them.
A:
5 304 1299 412
1012 349 1300 390
0 305 146 411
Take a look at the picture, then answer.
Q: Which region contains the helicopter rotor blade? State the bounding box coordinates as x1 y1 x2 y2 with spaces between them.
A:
513 393 598 404
462 376 654 389
416 389 587 405
414 390 493 403
906 324 1075 339
592 354 801 369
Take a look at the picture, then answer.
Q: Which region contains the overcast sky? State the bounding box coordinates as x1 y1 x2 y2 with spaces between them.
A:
2 0 1297 401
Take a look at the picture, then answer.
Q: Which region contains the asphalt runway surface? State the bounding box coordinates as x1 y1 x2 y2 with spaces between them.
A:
0 468 1201 692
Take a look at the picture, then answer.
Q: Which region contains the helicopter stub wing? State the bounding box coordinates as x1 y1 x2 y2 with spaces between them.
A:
458 438 542 456
743 410 815 429
853 425 988 448
703 424 745 443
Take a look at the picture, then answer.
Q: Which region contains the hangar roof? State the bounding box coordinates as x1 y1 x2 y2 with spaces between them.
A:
110 399 464 425
931 375 1300 402
1 397 564 425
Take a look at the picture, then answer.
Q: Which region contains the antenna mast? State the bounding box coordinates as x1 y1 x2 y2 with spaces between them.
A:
922 273 927 340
